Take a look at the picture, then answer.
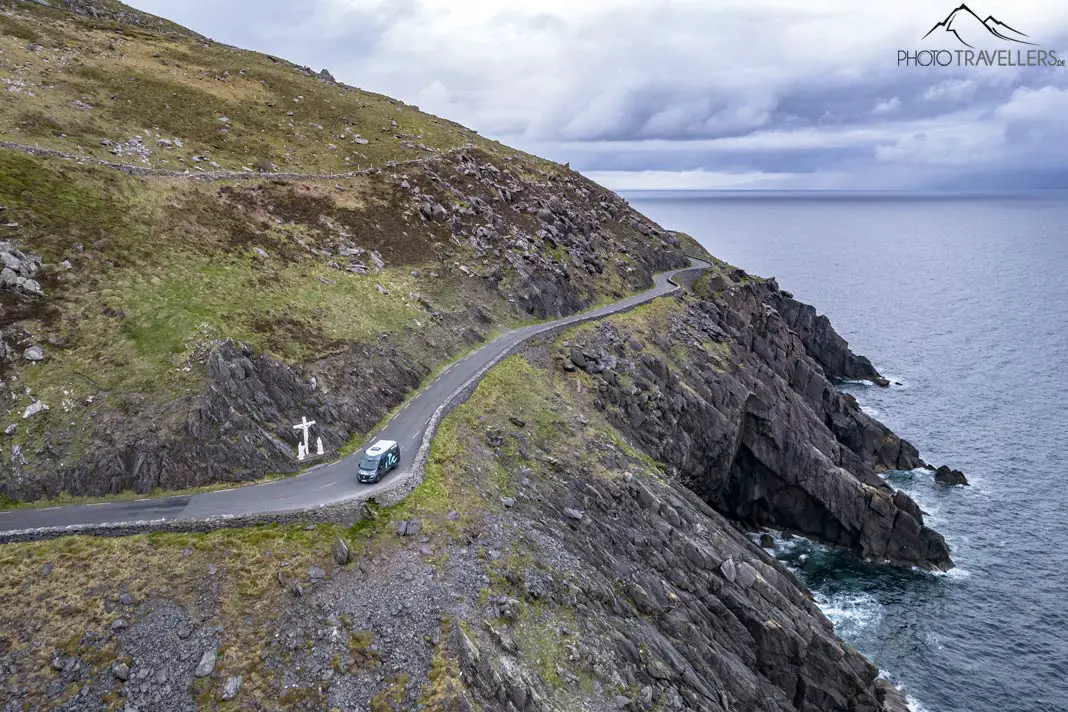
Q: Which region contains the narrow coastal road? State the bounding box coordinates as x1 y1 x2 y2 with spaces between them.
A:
0 258 709 537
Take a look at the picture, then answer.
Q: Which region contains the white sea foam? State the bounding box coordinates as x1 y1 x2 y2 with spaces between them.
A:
876 672 937 712
771 532 807 553
891 473 941 518
931 565 971 580
813 590 884 636
906 695 936 712
924 630 945 650
746 529 815 557
838 374 908 389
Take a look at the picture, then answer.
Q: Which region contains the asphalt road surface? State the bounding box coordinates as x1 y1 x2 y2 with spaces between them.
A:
0 258 709 535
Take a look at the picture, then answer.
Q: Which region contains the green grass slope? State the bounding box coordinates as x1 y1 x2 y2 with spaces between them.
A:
0 0 691 503
0 0 525 172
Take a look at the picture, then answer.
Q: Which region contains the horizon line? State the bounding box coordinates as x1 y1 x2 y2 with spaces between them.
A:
614 187 1068 195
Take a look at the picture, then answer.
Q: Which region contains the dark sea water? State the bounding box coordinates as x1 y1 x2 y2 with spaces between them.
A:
627 191 1068 712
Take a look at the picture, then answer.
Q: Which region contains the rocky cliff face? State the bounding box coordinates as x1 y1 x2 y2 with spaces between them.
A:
0 148 687 501
556 271 951 571
769 292 889 385
453 463 911 712
0 346 913 712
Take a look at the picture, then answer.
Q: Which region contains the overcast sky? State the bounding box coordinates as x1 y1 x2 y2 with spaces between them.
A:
126 0 1068 190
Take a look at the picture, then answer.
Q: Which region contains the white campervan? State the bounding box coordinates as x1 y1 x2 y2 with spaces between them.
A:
357 440 400 483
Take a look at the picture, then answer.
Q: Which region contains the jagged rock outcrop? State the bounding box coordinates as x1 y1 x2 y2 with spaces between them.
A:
557 272 951 570
450 421 911 711
770 290 888 385
933 465 969 486
401 150 687 318
1 336 426 499
0 241 44 297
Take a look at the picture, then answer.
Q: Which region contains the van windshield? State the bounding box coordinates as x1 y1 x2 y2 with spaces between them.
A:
359 455 380 471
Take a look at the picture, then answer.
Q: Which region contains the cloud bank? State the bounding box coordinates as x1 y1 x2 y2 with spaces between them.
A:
128 0 1068 189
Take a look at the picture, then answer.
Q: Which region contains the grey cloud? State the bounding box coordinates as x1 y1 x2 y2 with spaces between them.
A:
545 142 874 176
124 1 1068 189
488 10 566 32
131 0 416 66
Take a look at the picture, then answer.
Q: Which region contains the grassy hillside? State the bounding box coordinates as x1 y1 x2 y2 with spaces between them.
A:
0 0 521 172
0 0 693 502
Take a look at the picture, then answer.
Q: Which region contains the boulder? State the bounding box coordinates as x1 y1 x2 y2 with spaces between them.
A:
222 675 243 700
22 400 48 419
194 647 217 677
934 465 969 486
736 562 758 588
333 537 351 565
490 596 520 621
569 348 588 371
1 252 21 271
18 277 43 296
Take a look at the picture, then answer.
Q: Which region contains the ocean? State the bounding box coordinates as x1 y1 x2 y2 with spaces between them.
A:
627 191 1068 712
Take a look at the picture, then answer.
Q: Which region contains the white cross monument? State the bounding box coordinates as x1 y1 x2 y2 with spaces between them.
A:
293 416 316 461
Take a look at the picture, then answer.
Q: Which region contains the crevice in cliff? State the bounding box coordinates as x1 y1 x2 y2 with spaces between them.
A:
553 280 953 571
725 441 861 553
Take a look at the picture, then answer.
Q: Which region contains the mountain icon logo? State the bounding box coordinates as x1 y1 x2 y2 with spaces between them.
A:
922 4 1036 48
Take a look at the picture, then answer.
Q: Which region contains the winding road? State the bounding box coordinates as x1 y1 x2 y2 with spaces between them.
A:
0 258 709 539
